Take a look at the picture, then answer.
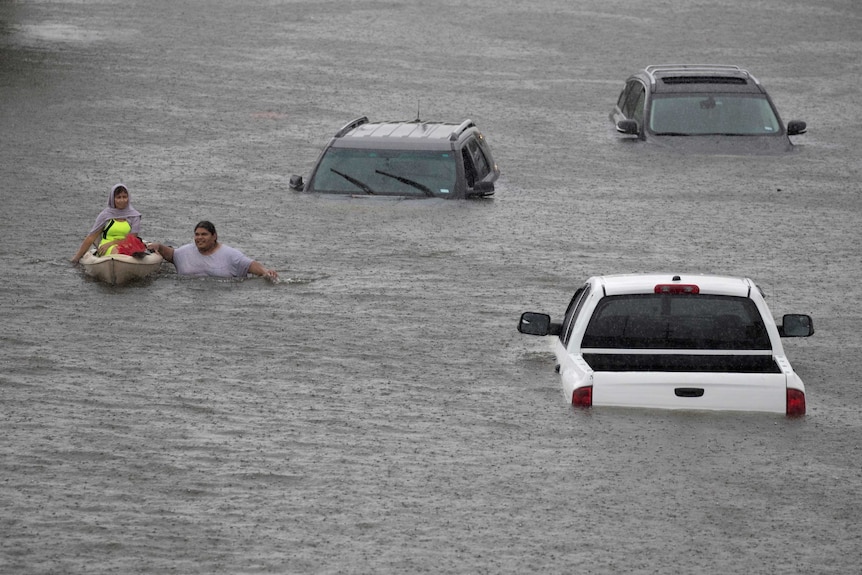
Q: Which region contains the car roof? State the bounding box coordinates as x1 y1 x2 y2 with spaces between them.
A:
593 273 754 297
639 64 766 95
329 116 478 150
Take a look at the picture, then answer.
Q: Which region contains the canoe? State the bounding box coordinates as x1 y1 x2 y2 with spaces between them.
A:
79 251 164 285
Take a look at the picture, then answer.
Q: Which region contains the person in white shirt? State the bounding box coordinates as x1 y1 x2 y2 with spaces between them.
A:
148 220 278 280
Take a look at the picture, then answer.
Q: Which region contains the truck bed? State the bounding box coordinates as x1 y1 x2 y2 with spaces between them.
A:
582 353 781 373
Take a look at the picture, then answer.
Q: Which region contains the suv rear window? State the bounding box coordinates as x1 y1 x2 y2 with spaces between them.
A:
581 294 771 350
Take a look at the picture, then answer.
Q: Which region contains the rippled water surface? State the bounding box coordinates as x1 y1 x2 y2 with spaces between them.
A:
2 1 862 573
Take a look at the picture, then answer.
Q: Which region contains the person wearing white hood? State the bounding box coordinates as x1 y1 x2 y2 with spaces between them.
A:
71 183 142 264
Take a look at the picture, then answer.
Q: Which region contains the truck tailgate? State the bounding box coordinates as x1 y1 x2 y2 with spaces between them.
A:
591 371 788 413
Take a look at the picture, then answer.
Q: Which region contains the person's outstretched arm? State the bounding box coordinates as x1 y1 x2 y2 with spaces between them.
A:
147 242 175 263
248 260 278 280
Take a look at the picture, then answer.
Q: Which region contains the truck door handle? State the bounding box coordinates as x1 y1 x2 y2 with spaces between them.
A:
675 387 705 398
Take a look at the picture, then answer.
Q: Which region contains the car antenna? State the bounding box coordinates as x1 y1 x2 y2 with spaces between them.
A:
415 100 421 122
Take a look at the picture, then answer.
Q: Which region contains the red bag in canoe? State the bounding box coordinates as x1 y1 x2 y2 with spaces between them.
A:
114 235 148 257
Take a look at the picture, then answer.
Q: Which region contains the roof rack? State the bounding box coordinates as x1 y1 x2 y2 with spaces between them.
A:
646 64 744 73
334 116 369 138
644 64 757 86
449 119 476 141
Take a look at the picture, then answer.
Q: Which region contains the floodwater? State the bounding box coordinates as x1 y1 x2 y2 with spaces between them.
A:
2 0 861 573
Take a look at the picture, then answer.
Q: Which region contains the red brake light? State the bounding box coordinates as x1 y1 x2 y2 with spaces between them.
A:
572 386 593 408
787 389 806 417
654 284 700 294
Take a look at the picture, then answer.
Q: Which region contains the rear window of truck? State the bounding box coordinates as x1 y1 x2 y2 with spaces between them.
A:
581 294 772 350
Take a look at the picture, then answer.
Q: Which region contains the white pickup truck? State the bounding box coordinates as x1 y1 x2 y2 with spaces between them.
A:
518 274 814 416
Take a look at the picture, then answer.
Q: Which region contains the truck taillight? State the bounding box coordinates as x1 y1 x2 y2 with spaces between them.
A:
787 389 806 416
572 386 592 408
654 284 700 294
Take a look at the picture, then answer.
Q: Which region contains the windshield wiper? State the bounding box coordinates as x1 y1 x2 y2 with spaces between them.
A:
374 170 435 198
330 168 376 195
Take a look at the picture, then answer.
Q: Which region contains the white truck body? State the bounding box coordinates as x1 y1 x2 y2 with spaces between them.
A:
519 274 812 415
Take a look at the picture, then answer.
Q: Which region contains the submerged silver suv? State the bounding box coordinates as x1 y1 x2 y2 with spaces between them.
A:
611 64 807 154
290 117 499 199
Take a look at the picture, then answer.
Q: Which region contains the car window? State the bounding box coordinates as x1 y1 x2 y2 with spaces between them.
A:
310 148 457 197
560 284 590 346
616 84 630 111
630 87 645 127
467 139 490 181
622 82 645 121
649 94 781 135
581 294 771 350
461 147 476 187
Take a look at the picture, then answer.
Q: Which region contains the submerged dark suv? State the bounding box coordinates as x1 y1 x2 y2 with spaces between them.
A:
611 64 807 154
289 117 499 199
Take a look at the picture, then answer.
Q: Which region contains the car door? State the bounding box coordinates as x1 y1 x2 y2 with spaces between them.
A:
627 82 646 134
555 283 596 402
613 80 646 136
461 138 491 187
623 82 646 133
611 83 632 125
560 284 590 347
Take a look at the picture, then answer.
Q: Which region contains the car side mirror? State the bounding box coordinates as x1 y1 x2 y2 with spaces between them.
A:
786 120 807 136
519 312 555 336
616 119 639 135
468 181 495 198
289 175 304 191
779 314 814 337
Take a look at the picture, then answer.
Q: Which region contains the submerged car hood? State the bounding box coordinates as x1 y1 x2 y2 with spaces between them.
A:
645 134 797 155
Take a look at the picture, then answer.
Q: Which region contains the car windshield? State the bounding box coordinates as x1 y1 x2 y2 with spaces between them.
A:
649 94 781 136
308 148 457 197
581 294 772 350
